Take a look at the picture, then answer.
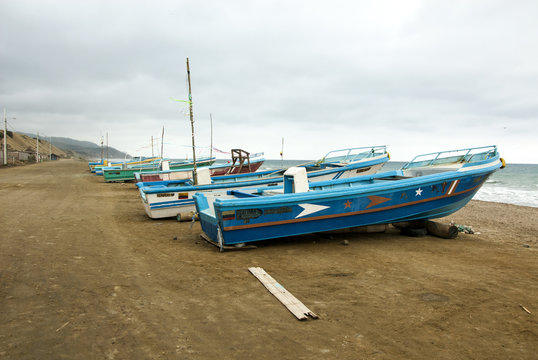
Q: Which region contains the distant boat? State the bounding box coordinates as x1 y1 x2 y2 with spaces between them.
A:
134 149 265 183
89 157 160 173
209 149 265 176
101 157 216 182
88 160 104 172
193 145 504 249
138 146 389 220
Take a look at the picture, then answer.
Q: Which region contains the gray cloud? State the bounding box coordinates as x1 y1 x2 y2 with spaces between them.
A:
1 0 537 162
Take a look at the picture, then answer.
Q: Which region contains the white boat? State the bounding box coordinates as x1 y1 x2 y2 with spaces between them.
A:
138 146 389 220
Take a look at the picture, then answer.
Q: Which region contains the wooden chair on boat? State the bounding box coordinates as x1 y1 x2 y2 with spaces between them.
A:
226 149 252 175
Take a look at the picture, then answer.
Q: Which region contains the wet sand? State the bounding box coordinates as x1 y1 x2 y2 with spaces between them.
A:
1 159 537 359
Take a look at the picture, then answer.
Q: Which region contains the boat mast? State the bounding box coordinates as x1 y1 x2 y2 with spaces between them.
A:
151 136 154 157
280 137 284 168
160 126 164 159
186 57 197 185
210 113 213 161
100 134 104 163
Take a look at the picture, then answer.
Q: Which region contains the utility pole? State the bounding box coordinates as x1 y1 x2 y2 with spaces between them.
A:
36 131 39 163
186 57 197 184
49 136 52 160
106 132 109 164
100 135 104 163
3 108 7 165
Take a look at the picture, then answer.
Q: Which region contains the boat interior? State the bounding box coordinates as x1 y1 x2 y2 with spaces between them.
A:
195 146 499 217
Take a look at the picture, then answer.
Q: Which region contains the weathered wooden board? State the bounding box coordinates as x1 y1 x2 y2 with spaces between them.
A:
248 267 318 321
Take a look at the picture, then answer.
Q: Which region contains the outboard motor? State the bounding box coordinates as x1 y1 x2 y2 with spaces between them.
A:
161 160 170 171
283 167 309 193
196 167 212 185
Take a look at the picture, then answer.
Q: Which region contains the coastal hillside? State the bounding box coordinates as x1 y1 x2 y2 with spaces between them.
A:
40 135 129 159
1 130 68 157
1 131 129 159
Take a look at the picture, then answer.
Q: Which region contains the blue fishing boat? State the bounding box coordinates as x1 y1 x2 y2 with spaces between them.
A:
138 146 389 220
193 146 505 249
88 160 104 172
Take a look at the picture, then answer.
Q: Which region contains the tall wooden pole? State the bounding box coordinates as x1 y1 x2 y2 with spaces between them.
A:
151 136 154 157
49 136 52 160
160 127 164 159
186 57 197 184
210 113 213 160
36 131 39 163
280 137 284 168
3 108 7 165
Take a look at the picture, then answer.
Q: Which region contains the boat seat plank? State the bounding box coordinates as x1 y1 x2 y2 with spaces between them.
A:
227 190 260 198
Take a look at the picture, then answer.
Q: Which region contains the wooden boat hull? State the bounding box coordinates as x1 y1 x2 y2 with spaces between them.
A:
209 159 264 176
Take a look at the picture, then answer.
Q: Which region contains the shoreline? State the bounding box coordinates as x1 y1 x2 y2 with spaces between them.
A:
464 198 538 210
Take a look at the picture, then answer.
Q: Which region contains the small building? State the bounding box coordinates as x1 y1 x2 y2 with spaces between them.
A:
0 151 33 164
18 151 32 161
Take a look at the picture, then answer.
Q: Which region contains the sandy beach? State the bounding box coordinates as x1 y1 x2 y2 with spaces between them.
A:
1 159 536 359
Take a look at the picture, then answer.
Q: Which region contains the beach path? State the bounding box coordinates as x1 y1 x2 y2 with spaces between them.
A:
0 159 537 359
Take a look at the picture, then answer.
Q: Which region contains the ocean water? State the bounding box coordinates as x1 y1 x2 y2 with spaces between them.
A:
473 164 538 208
260 160 538 208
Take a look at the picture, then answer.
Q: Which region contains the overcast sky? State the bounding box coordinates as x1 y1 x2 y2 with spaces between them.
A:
1 0 537 163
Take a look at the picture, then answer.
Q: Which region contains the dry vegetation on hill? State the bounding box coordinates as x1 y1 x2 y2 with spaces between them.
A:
1 131 68 157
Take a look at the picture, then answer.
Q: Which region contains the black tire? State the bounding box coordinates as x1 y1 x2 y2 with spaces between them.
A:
401 227 428 237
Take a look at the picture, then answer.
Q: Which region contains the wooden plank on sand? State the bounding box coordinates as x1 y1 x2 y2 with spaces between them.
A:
248 267 318 321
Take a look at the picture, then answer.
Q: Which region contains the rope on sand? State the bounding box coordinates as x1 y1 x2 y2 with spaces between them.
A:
450 221 480 234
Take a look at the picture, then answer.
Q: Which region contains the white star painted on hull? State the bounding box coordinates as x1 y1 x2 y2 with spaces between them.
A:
415 188 423 196
296 204 330 218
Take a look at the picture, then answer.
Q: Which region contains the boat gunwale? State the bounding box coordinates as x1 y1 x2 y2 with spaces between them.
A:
138 155 389 194
207 157 502 210
136 146 389 188
137 157 266 176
